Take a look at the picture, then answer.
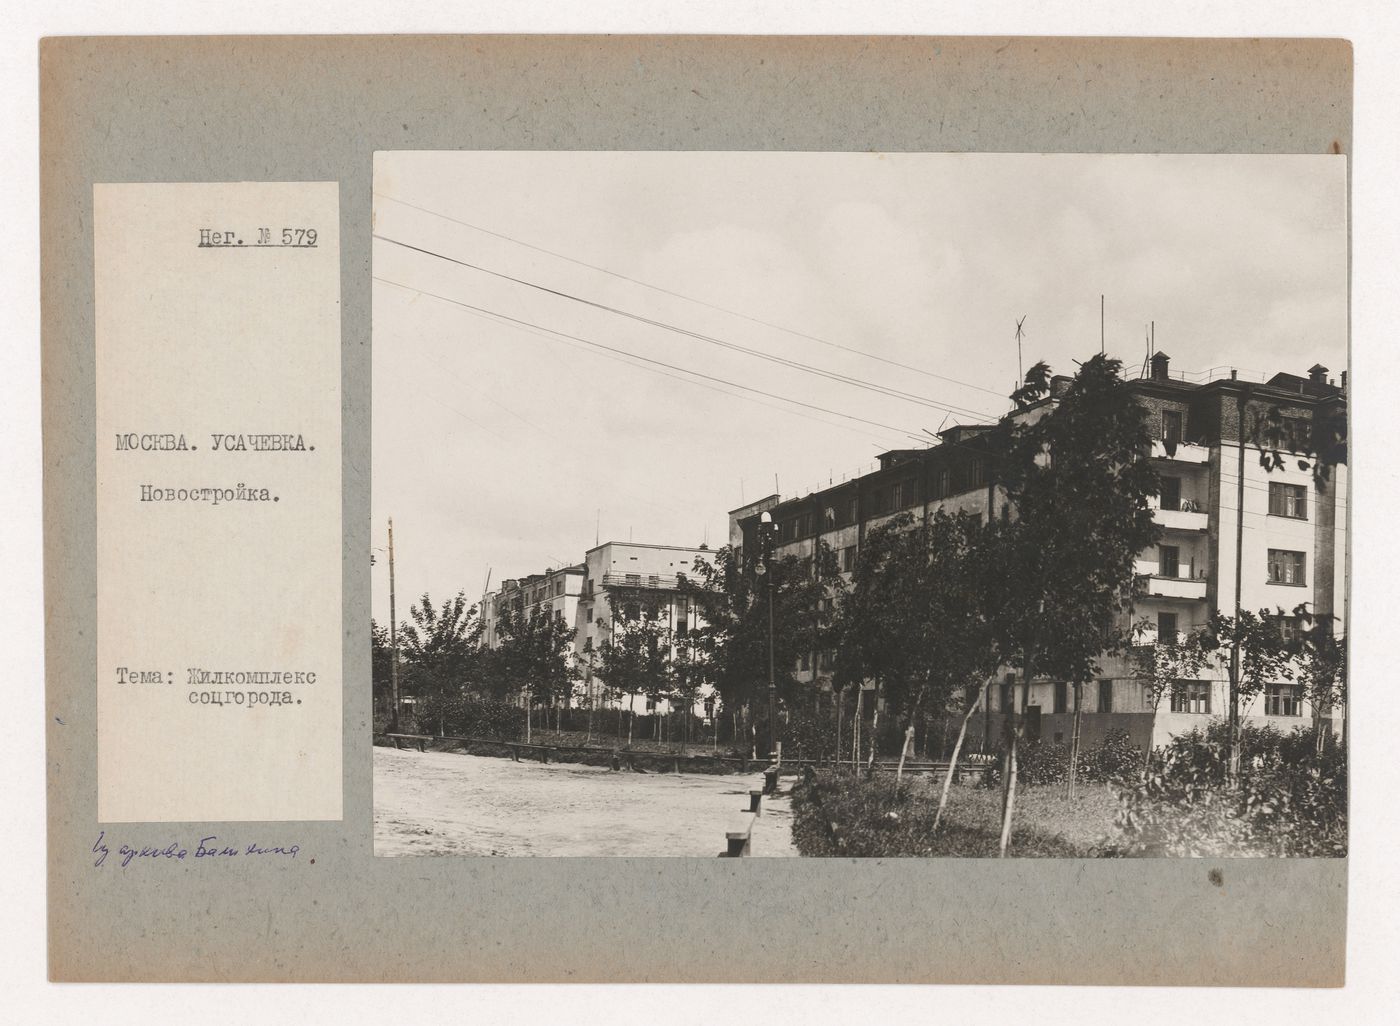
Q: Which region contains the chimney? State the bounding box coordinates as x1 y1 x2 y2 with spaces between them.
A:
1150 351 1171 382
1308 364 1328 386
1050 374 1074 398
1341 370 1348 391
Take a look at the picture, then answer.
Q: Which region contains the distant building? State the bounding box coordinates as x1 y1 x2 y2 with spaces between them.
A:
482 563 586 651
575 541 716 716
732 356 1347 752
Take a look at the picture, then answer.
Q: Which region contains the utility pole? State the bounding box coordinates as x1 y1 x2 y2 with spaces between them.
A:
759 511 778 762
388 518 401 732
1228 383 1251 780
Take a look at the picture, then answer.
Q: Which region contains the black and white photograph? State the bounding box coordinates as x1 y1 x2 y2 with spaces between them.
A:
370 150 1348 860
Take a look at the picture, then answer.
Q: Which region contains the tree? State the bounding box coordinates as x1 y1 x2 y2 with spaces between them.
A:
682 542 842 756
832 509 999 794
488 603 578 739
397 591 483 735
984 353 1162 854
1130 617 1212 773
1198 608 1294 779
668 626 707 753
1251 395 1347 493
1289 613 1346 756
592 597 672 746
370 618 396 723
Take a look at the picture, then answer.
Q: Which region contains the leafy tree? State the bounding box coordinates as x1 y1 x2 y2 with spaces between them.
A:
984 353 1163 854
1288 613 1346 755
1250 395 1348 492
668 627 707 753
681 542 843 757
488 603 578 737
1198 609 1295 779
592 598 672 745
370 618 397 724
397 591 484 735
1130 617 1212 773
832 509 999 798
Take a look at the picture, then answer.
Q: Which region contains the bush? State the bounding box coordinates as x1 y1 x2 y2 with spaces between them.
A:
1113 721 1346 857
778 707 842 761
790 770 1093 858
980 729 1144 788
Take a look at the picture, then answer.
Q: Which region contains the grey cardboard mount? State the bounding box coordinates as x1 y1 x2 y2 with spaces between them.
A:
42 35 1349 984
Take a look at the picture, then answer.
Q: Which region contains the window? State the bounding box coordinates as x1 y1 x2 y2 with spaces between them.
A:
1159 476 1181 512
890 482 905 509
647 574 660 589
1000 682 1015 714
1098 680 1114 713
1170 681 1211 714
841 546 858 573
1275 615 1302 646
1159 544 1180 578
936 468 950 498
1265 684 1302 717
1268 549 1307 586
1281 416 1310 453
1268 482 1308 519
799 652 810 671
969 458 986 487
1157 611 1179 646
1162 409 1184 447
1053 682 1068 714
820 650 834 671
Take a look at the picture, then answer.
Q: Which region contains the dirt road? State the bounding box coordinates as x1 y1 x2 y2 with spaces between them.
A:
374 746 798 857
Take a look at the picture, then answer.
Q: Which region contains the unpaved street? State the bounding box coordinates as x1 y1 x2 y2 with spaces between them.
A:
374 746 798 857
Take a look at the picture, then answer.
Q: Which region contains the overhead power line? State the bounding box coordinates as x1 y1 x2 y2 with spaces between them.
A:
426 296 916 452
374 190 1014 402
374 276 922 438
375 233 1002 425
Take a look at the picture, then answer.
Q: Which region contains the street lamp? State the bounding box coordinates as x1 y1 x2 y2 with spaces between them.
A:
758 511 779 763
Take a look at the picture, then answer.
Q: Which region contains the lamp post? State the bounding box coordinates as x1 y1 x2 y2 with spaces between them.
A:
759 511 778 762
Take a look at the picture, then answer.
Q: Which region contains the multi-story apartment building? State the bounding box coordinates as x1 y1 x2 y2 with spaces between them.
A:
481 563 587 651
575 541 716 716
731 355 1347 752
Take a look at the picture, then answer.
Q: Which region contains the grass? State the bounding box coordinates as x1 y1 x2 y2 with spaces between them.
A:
790 771 1123 857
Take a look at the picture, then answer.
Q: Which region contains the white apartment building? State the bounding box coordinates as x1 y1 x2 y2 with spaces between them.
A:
574 541 716 717
734 355 1347 752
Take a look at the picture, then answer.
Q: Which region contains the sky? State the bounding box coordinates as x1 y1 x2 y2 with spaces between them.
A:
371 151 1347 624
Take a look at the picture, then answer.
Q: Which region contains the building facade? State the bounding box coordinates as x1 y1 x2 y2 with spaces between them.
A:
732 356 1347 753
481 563 587 652
575 541 716 716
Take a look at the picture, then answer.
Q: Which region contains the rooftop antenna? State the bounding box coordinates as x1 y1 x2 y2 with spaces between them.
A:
739 478 745 504
774 473 780 498
1100 295 1105 355
595 508 600 547
1014 315 1028 383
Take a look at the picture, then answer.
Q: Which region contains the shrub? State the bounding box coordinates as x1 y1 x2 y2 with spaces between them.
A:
979 729 1143 788
790 769 1093 857
1113 721 1346 857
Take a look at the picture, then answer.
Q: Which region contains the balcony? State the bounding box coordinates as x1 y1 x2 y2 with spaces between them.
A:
1154 506 1208 532
1150 440 1209 464
1135 563 1208 601
601 571 689 592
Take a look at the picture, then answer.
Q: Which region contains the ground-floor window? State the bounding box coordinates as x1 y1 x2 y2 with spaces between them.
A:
1265 683 1303 717
1170 681 1211 714
1097 679 1113 713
